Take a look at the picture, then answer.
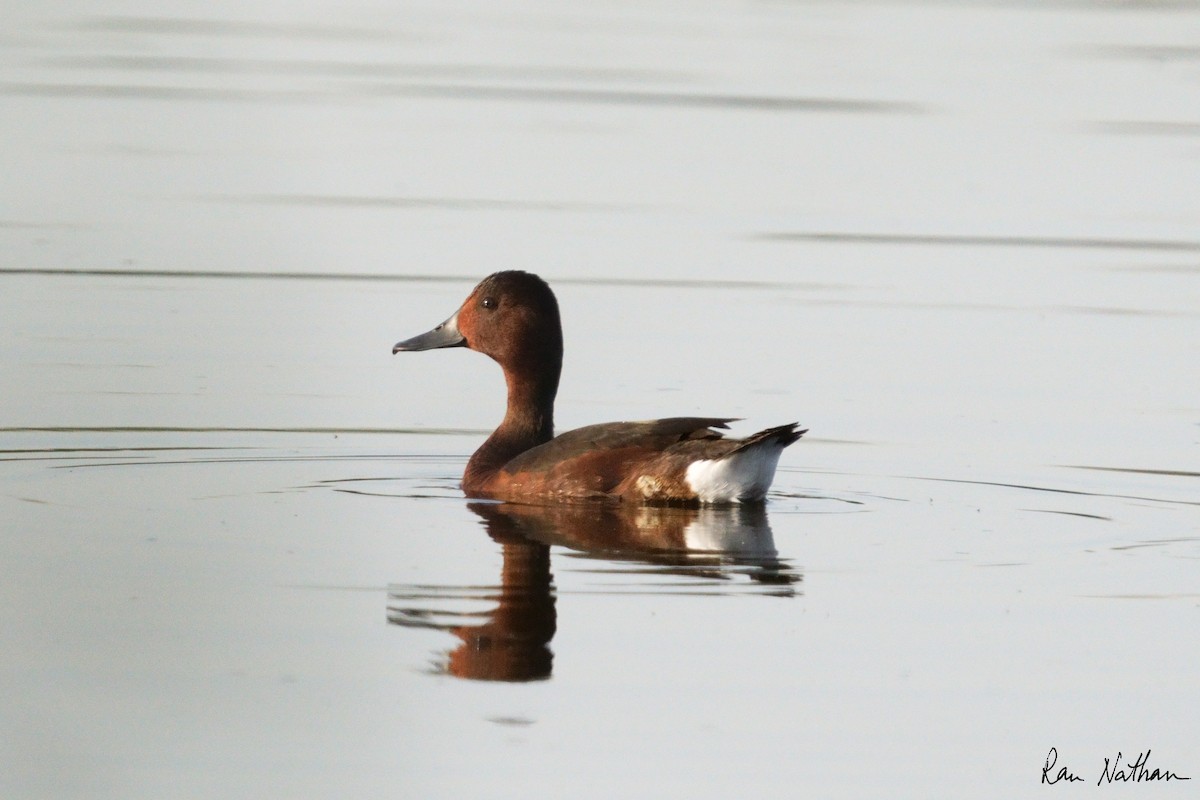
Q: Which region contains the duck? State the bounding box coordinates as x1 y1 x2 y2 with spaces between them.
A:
392 271 804 505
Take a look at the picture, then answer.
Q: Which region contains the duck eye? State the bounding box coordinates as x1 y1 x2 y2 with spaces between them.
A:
481 296 497 310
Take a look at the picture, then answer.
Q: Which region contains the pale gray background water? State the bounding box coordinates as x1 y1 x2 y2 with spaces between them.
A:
2 1 1198 798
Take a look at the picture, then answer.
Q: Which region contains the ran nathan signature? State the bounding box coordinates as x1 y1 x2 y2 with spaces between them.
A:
1042 748 1190 786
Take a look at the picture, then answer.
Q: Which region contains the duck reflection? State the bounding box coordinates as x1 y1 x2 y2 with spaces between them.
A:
388 502 800 682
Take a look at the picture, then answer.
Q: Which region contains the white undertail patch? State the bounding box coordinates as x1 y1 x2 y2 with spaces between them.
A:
684 444 784 504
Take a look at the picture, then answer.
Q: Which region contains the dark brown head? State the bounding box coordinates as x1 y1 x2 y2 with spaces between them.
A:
393 271 564 399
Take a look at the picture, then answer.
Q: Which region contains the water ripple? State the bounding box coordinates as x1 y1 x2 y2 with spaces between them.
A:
756 231 1200 252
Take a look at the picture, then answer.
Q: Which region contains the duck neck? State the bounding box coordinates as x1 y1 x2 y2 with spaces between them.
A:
464 360 560 493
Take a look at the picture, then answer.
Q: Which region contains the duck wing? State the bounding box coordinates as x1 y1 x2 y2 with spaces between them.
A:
494 417 736 498
538 416 736 454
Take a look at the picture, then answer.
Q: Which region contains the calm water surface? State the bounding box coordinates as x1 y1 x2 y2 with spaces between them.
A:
2 1 1198 798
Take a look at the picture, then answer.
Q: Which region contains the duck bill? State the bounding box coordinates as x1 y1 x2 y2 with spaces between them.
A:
392 312 466 353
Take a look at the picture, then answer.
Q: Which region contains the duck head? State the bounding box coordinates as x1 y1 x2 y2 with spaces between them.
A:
393 271 563 372
393 269 565 446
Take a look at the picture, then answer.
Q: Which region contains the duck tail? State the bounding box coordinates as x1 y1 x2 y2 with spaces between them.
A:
728 422 806 455
684 422 805 503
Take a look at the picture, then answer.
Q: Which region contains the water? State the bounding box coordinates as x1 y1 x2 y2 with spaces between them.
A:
2 1 1198 798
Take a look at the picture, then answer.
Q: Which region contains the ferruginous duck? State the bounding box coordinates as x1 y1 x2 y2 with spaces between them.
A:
393 271 804 505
